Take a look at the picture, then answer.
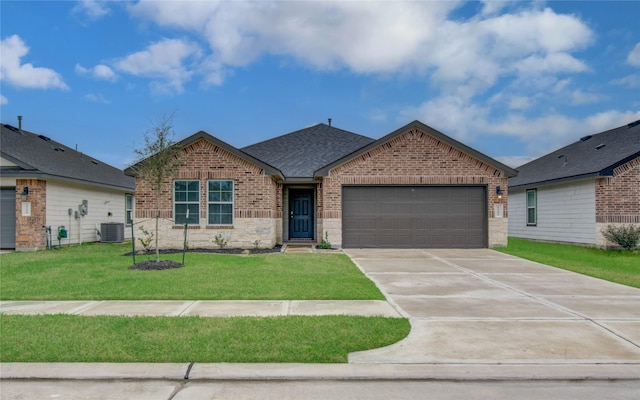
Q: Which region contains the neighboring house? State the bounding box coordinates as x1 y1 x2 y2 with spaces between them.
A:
126 120 516 249
508 120 640 247
1 123 135 250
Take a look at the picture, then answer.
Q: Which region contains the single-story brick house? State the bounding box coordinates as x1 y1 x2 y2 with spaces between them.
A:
125 120 517 249
1 123 135 251
508 120 640 247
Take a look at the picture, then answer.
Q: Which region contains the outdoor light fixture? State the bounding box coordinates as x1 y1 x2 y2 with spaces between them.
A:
21 187 29 201
496 186 503 199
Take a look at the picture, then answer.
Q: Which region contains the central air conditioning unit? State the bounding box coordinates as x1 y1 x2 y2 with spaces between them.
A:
100 222 125 243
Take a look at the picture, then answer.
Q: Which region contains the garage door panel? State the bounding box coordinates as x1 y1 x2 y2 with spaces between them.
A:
342 186 486 248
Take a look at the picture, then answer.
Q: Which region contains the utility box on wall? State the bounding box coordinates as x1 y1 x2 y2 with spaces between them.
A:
100 222 124 243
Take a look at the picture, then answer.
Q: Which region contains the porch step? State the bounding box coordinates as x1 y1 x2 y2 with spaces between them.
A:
283 244 314 253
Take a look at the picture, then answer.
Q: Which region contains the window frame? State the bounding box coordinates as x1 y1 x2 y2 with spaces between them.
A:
174 180 200 225
207 180 234 226
125 193 134 226
526 189 537 226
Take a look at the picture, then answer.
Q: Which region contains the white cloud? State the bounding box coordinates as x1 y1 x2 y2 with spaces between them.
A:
84 93 110 104
570 89 604 105
0 35 69 90
402 95 640 157
114 38 201 94
72 0 111 21
508 96 533 110
0 95 7 105
125 2 594 102
75 63 117 81
627 43 640 66
611 73 640 88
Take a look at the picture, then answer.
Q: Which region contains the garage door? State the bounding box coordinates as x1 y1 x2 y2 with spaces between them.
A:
342 186 486 248
1 187 16 249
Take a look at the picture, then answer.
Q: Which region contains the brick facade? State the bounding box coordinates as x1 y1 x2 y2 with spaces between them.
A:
320 128 509 247
134 138 280 249
15 178 47 251
595 157 640 224
595 157 640 247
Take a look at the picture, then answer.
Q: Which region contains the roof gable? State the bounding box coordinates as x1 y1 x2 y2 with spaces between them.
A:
1 124 134 191
125 130 284 180
315 120 518 178
509 120 640 189
242 123 375 179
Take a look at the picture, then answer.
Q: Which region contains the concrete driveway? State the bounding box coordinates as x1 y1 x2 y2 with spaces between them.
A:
344 249 640 365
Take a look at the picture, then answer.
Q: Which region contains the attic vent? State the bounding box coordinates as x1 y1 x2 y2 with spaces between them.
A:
54 147 65 152
38 134 51 141
91 160 98 165
627 120 640 128
595 144 606 150
580 135 592 141
4 124 20 132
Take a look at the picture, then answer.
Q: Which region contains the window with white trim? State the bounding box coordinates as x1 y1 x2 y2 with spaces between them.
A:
526 189 537 226
174 180 200 224
208 180 233 225
125 194 133 225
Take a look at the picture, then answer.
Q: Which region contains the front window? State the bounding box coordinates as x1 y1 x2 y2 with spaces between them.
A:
208 180 233 225
174 180 200 224
125 194 133 225
526 189 537 226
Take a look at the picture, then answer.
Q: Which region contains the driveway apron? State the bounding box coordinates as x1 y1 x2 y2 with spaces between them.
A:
345 249 640 365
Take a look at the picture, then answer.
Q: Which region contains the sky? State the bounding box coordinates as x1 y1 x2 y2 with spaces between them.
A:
1 0 639 170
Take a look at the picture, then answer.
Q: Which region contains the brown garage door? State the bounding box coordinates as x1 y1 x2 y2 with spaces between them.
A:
342 186 487 248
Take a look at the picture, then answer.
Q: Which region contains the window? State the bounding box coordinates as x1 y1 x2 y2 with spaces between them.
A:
526 189 537 226
174 180 200 224
208 180 233 225
125 194 133 225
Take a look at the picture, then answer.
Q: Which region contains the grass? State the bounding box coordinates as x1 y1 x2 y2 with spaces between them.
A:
497 237 640 288
0 243 409 363
0 243 383 300
0 314 410 363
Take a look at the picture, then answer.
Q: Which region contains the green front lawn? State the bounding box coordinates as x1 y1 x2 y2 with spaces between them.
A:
497 237 640 288
0 243 383 300
0 314 410 363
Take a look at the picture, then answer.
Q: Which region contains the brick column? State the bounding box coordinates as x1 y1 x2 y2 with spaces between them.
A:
15 179 47 251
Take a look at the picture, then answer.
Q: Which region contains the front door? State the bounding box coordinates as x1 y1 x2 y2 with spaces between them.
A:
289 189 313 239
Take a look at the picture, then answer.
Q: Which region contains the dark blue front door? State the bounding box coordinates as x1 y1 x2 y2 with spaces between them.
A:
289 190 313 239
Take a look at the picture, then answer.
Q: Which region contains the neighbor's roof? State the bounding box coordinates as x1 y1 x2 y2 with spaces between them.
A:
509 120 640 189
242 123 375 179
314 120 518 178
1 124 134 191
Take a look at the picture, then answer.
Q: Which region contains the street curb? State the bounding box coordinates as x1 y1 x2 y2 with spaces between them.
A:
2 363 639 381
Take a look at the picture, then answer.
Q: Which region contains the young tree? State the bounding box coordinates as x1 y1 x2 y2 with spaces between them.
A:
130 113 184 262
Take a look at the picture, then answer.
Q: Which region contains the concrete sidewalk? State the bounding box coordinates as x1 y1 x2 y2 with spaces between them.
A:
0 299 400 318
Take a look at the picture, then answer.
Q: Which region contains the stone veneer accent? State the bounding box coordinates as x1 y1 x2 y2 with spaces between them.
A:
135 217 279 250
321 128 509 247
595 157 640 247
15 178 47 251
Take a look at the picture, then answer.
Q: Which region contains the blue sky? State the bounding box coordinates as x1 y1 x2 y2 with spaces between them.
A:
1 1 639 169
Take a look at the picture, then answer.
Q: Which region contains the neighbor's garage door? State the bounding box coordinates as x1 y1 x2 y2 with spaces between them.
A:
0 187 16 249
342 186 486 248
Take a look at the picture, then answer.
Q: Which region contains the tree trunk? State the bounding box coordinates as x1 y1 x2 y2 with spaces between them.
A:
155 184 160 262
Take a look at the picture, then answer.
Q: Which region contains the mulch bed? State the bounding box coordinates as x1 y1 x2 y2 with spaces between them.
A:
128 260 184 271
123 245 282 257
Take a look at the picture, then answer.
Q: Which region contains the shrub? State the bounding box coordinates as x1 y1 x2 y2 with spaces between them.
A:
318 232 332 250
601 224 640 250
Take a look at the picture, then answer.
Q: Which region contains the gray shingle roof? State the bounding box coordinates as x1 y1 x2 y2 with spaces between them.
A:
242 123 375 179
1 124 134 191
509 120 640 189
